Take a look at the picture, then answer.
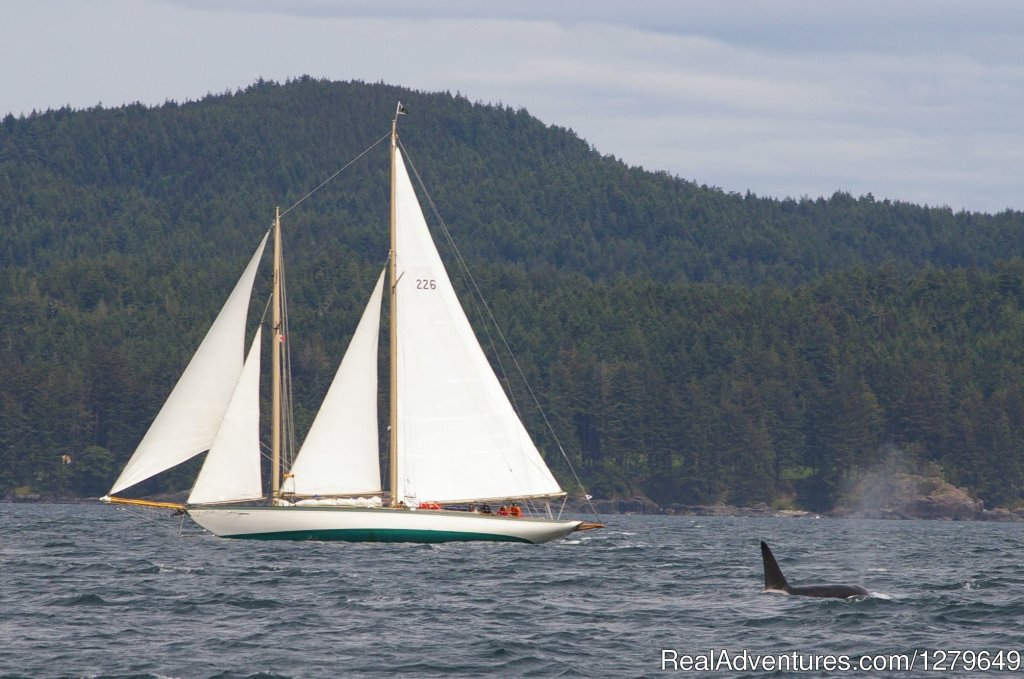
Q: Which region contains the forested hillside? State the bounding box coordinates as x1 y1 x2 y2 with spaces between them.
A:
3 77 1024 509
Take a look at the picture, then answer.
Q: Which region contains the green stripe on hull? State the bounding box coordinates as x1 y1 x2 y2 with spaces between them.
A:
227 528 533 543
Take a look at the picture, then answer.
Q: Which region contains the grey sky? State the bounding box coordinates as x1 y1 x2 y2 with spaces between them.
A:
3 0 1022 213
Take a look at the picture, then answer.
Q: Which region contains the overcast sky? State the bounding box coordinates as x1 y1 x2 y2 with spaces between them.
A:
3 0 1022 213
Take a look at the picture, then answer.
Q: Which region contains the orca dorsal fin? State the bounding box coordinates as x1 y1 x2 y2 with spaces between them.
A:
761 541 790 592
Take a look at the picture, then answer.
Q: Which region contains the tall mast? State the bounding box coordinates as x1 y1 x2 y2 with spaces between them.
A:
388 104 402 507
271 207 283 498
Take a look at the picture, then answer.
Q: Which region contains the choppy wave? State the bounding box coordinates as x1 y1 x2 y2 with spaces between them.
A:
3 504 1024 677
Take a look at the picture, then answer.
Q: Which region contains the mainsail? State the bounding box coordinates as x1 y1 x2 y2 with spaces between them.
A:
108 233 269 496
288 270 386 497
392 148 563 504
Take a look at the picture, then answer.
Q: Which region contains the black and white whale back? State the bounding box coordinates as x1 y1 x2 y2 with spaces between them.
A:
760 541 868 599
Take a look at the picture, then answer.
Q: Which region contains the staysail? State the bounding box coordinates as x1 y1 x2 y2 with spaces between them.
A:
392 149 563 504
289 269 386 497
188 327 264 505
108 233 269 496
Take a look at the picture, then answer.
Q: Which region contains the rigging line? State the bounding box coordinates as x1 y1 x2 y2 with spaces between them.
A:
258 440 276 465
280 267 298 468
398 140 523 412
114 504 182 534
397 137 529 428
399 139 527 384
395 137 506 355
260 291 273 325
401 140 531 406
279 132 390 218
398 138 599 518
396 136 537 475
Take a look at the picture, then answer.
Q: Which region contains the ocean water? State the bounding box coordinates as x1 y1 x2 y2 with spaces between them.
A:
2 504 1024 678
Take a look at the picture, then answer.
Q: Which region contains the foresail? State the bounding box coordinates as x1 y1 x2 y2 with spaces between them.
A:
108 232 269 496
188 327 264 505
290 269 386 497
392 149 563 504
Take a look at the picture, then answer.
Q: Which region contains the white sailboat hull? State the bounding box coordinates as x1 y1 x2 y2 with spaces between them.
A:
188 505 581 544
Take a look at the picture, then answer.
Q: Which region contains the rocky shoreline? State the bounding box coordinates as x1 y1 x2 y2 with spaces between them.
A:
571 452 1024 521
8 477 1023 521
573 490 1024 521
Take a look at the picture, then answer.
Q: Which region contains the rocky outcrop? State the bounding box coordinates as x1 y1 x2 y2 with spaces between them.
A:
835 468 983 520
569 451 1023 520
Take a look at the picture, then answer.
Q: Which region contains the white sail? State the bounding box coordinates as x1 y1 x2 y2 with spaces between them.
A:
188 327 264 505
108 233 269 496
290 269 386 497
392 149 563 504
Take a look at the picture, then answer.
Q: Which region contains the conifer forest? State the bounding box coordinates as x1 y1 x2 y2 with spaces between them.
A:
4 78 1024 511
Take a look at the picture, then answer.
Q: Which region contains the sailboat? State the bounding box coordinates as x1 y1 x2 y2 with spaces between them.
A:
102 104 599 544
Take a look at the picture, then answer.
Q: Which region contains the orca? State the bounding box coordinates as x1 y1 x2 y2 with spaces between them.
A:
761 541 868 599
